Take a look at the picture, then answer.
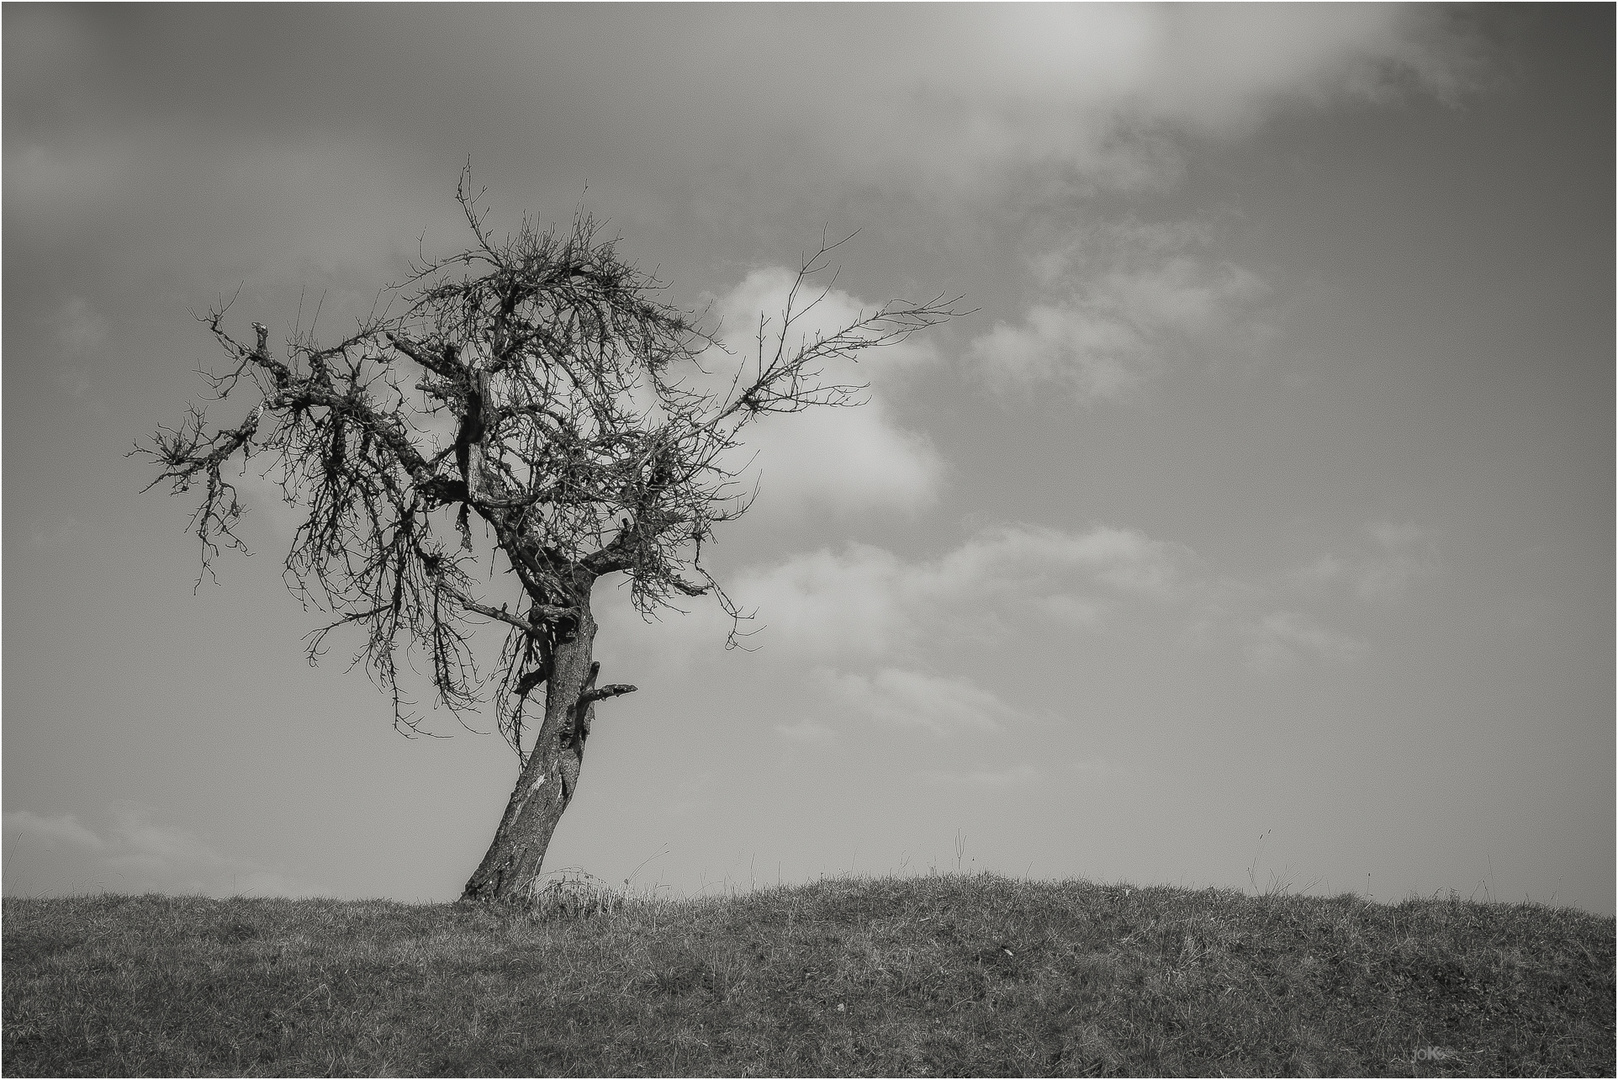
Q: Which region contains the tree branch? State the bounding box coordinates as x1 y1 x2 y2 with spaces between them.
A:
145 181 962 748
581 683 637 705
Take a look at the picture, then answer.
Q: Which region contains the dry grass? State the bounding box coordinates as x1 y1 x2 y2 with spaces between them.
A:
4 874 1612 1076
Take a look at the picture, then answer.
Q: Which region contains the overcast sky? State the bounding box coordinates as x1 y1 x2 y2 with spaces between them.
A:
4 5 1612 914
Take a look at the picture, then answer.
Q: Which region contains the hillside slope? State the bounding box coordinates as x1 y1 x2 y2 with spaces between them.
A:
4 874 1612 1076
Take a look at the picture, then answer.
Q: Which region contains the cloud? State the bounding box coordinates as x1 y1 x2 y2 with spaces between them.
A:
4 810 106 851
827 667 1027 737
735 518 1394 686
27 513 89 551
712 266 944 385
3 804 332 898
104 804 218 869
724 524 1198 743
756 4 1486 193
1034 593 1112 629
701 266 945 518
49 295 112 407
57 295 108 359
969 220 1274 401
737 400 943 519
735 543 913 657
937 523 1195 599
969 303 1152 401
1293 522 1438 602
1244 611 1366 670
5 140 144 237
736 522 1196 661
1 6 1488 320
1150 6 1485 121
226 463 311 547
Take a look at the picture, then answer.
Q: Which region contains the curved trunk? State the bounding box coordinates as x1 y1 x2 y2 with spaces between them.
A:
460 578 604 903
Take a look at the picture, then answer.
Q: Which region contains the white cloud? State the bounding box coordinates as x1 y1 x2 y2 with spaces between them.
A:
1142 6 1484 125
734 518 1393 684
607 520 1383 709
970 221 1274 401
736 543 913 657
5 139 143 236
1104 257 1268 336
1035 593 1112 629
57 295 108 359
712 266 943 387
105 804 217 869
736 522 1195 661
969 303 1151 401
4 810 106 851
1244 611 1366 670
700 266 945 518
741 402 943 518
27 514 87 551
750 5 1485 194
928 523 1196 601
51 295 111 405
229 463 309 545
3 804 332 898
827 667 1026 736
1294 522 1438 602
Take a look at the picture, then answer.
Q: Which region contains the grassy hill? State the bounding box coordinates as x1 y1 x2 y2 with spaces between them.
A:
3 873 1612 1076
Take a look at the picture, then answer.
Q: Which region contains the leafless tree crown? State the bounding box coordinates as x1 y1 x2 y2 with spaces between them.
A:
142 175 965 749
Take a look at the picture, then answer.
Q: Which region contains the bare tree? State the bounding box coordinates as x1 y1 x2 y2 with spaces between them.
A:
141 176 964 902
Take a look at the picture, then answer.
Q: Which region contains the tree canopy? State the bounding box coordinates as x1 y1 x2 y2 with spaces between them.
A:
144 177 964 758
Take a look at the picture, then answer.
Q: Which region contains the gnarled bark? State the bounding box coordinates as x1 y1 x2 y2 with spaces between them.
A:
460 577 633 903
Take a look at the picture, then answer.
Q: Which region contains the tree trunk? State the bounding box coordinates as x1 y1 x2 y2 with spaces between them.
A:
460 575 604 903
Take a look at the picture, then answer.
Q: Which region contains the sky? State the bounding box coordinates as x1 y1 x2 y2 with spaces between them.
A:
3 4 1612 914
